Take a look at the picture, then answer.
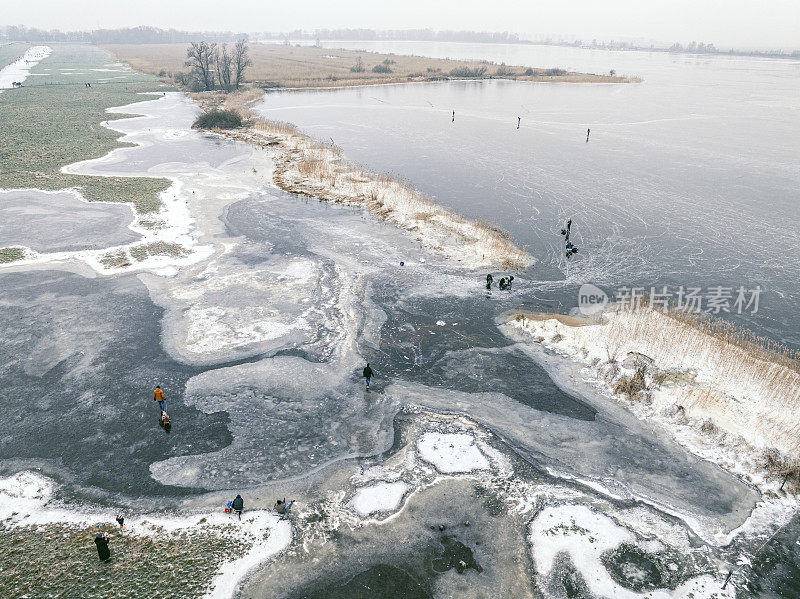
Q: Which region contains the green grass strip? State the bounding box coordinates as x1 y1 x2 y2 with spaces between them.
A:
0 44 174 214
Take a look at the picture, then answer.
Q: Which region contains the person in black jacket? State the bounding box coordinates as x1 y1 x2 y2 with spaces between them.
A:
232 494 244 520
363 363 373 390
95 532 111 562
498 275 514 290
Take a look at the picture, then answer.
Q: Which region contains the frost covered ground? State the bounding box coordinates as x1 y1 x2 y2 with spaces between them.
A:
1 87 798 598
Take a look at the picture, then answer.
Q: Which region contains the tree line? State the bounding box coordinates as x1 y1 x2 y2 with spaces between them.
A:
179 40 252 92
1 25 247 45
262 29 521 44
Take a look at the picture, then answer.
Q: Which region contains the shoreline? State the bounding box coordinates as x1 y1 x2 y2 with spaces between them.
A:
200 90 533 270
506 306 800 502
0 471 291 599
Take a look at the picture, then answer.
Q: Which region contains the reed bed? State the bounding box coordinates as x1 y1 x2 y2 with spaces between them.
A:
537 304 800 455
105 43 629 90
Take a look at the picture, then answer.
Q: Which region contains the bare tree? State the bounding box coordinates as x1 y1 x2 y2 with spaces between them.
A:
185 41 217 91
215 43 233 91
233 39 252 89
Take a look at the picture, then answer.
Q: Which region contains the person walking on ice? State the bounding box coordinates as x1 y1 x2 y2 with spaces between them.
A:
363 363 374 391
153 385 166 413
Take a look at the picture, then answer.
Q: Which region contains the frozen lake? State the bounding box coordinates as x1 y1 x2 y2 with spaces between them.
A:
258 41 800 348
2 43 799 596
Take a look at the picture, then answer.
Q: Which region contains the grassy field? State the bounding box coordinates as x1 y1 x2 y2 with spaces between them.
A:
0 44 173 214
104 43 629 89
0 247 27 263
0 522 249 598
0 42 30 69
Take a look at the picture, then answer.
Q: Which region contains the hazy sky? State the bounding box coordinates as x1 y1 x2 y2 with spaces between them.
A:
5 0 800 49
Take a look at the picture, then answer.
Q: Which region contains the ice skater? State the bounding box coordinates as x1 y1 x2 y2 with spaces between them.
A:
153 385 166 414
560 218 579 257
517 116 521 129
586 128 590 142
452 110 455 123
231 494 244 520
363 363 373 390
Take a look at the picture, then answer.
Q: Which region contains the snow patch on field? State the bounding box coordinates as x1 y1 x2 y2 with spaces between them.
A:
205 517 291 599
417 432 491 473
0 46 51 91
350 482 409 516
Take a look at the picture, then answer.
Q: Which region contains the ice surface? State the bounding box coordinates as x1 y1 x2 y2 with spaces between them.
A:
0 188 140 252
148 355 395 489
169 255 325 362
1 76 790 596
391 377 758 544
259 51 800 346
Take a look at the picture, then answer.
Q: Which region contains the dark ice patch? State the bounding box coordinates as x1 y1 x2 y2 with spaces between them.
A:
288 564 431 599
0 270 232 497
366 289 594 419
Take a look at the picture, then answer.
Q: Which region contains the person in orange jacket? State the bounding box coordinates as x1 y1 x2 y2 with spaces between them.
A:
154 386 166 414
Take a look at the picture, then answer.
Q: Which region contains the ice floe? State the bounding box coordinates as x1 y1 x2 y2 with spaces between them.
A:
417 432 491 473
350 482 409 517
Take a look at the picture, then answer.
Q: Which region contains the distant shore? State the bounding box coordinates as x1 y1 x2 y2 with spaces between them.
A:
104 43 636 91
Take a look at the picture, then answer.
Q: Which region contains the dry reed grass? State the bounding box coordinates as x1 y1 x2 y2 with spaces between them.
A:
103 43 629 89
517 304 800 487
613 366 647 400
573 304 800 455
764 449 800 491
